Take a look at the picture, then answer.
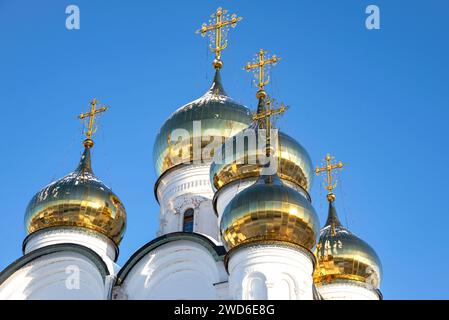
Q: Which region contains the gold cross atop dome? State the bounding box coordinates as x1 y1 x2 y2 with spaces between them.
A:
315 154 344 202
252 97 288 122
252 97 288 157
78 98 108 148
196 7 242 69
244 49 280 98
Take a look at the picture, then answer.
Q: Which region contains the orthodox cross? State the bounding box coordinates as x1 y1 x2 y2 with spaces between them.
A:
252 97 287 157
196 7 242 69
315 154 344 202
244 49 280 94
252 98 287 123
78 98 107 147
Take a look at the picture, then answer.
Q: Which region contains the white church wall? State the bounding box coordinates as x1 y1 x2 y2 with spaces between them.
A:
317 282 380 300
0 250 109 300
156 164 219 241
118 240 227 300
23 228 119 274
227 244 315 300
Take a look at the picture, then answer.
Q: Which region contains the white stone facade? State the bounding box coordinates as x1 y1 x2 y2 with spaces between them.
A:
117 238 227 300
0 244 112 300
227 244 315 300
316 282 381 300
155 164 219 241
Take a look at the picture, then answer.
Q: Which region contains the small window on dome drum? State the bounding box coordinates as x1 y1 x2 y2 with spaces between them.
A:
183 208 194 232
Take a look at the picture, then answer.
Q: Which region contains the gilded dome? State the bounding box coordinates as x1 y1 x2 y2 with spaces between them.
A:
313 201 382 289
210 124 313 192
220 174 320 251
24 146 127 245
153 70 252 178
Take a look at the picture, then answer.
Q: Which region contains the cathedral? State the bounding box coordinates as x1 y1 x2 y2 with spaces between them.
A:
0 7 382 300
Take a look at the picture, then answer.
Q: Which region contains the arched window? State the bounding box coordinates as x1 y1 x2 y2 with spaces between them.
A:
183 208 194 232
244 272 268 300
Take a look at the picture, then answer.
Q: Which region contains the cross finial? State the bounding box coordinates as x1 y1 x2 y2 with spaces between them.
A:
78 98 108 148
252 97 287 123
196 7 242 69
315 154 344 202
252 97 288 158
244 49 280 98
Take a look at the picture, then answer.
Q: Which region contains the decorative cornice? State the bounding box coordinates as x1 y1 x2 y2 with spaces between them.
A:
154 163 190 204
154 163 213 204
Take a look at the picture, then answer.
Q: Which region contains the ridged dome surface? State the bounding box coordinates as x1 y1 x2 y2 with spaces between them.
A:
220 175 319 251
153 70 252 178
24 147 127 245
313 201 382 289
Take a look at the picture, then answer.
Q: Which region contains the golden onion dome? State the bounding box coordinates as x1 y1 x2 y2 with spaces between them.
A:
24 144 127 245
220 174 320 251
153 70 252 178
313 201 382 289
210 124 313 193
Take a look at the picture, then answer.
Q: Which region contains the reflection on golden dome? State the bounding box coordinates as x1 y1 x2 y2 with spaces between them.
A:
210 126 313 193
220 174 319 251
24 146 127 245
153 70 252 178
313 201 382 289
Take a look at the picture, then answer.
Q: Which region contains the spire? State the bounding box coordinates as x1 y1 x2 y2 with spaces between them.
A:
325 200 342 235
254 96 266 129
196 7 243 70
208 69 227 96
252 97 287 127
251 96 287 158
75 146 93 175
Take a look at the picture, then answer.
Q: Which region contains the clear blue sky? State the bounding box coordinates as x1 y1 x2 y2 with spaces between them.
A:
0 0 448 299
